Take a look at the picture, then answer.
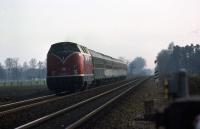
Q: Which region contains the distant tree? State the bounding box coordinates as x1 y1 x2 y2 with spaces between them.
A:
37 61 46 78
23 61 29 70
12 58 20 80
143 69 153 75
168 42 174 52
4 58 11 80
129 57 147 75
37 61 44 69
21 61 29 80
156 43 200 76
157 50 171 75
43 59 47 78
28 58 37 79
5 58 13 79
0 63 6 80
0 58 48 80
129 57 146 73
4 58 20 80
29 58 37 69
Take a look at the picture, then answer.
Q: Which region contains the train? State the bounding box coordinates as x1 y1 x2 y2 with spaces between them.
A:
46 42 127 92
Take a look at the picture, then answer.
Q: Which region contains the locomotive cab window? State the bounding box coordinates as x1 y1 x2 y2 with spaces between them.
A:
50 42 80 53
80 46 89 54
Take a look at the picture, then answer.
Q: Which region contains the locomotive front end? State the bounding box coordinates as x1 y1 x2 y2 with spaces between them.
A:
47 42 85 92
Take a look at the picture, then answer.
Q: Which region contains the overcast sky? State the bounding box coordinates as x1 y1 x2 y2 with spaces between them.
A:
0 0 199 68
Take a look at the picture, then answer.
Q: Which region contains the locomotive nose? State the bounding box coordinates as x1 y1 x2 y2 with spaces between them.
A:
47 52 84 76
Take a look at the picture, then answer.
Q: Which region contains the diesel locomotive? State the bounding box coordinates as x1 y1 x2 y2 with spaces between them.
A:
46 42 127 92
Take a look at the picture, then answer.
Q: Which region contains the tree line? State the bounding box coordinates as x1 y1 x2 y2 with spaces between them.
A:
156 42 200 77
128 57 152 76
0 56 153 81
0 58 46 81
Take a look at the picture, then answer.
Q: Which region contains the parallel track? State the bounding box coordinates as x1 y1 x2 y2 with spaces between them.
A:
0 94 56 112
0 80 126 114
0 79 132 129
14 78 147 129
66 79 147 129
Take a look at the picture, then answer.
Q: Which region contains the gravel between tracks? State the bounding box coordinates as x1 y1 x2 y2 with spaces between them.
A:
79 78 168 129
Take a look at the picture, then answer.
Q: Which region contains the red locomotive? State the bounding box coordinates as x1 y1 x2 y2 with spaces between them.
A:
47 42 127 92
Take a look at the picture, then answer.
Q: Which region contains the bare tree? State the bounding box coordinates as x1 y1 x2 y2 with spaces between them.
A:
12 58 20 80
0 58 48 80
4 58 21 80
21 61 29 80
28 58 37 79
5 58 14 80
23 61 29 70
0 63 6 80
37 61 44 69
29 58 37 69
37 61 46 78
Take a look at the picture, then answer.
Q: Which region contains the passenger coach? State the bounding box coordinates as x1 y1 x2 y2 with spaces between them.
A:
47 42 127 92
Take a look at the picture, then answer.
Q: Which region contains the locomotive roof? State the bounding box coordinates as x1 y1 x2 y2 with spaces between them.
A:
51 42 76 46
51 42 126 65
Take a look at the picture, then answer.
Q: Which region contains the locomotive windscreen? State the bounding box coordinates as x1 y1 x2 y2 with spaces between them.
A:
49 42 80 53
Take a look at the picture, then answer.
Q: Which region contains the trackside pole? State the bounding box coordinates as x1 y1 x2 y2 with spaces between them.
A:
177 69 189 98
167 69 189 99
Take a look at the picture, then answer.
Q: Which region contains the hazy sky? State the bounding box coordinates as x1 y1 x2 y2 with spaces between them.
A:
0 0 200 68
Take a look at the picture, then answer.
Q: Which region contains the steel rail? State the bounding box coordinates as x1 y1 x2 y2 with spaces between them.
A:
15 79 137 129
0 92 72 116
0 94 56 112
65 78 148 129
0 79 128 116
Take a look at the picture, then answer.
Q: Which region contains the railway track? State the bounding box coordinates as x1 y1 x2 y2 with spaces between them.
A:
0 79 127 113
0 78 144 129
0 79 127 114
0 94 57 112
